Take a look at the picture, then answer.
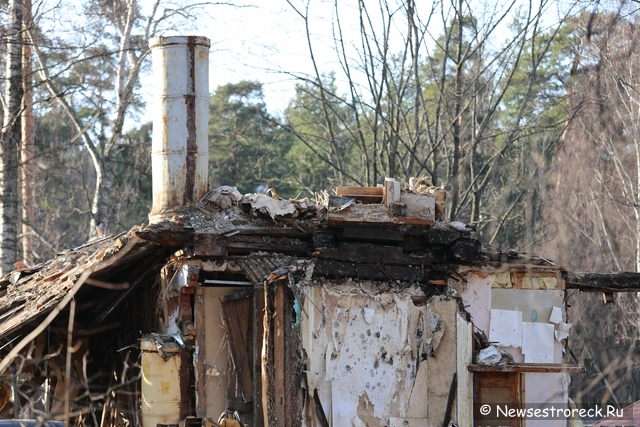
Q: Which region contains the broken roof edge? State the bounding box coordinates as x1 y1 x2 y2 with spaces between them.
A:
0 226 170 342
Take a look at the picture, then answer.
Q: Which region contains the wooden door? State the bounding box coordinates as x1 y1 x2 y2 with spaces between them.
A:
475 372 523 427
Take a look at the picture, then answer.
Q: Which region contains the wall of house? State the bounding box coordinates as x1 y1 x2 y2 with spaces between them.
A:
455 267 569 427
300 279 472 427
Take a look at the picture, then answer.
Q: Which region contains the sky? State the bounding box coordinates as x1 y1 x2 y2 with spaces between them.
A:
156 0 451 116
160 0 350 116
138 0 573 124
161 0 556 116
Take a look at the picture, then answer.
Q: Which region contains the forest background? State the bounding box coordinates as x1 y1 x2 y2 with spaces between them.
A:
1 0 640 413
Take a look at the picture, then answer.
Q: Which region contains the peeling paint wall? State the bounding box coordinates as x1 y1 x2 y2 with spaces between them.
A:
300 280 468 427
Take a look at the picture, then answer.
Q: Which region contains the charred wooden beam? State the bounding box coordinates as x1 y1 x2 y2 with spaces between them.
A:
316 242 428 266
314 259 448 282
339 226 405 242
563 271 640 292
448 238 482 263
428 226 471 246
313 230 335 249
226 242 312 256
234 228 313 238
135 225 194 247
193 233 227 256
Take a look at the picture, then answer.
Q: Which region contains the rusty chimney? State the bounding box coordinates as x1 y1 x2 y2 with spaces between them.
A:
148 36 210 224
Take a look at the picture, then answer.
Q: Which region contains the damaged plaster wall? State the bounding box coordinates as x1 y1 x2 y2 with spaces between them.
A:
454 267 569 426
300 279 470 427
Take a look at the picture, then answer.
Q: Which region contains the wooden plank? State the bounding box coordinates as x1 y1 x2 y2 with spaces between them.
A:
135 226 194 247
283 285 303 426
468 364 585 373
328 203 434 226
563 271 640 292
253 285 265 427
261 284 272 426
220 295 253 404
312 388 330 427
456 313 473 426
274 283 286 425
194 286 207 418
336 186 383 196
475 372 522 427
442 373 457 427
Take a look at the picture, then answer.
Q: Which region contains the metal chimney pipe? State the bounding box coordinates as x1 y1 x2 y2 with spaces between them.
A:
148 36 210 224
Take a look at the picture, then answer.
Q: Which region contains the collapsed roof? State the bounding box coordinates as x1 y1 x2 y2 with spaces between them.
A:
1 182 634 363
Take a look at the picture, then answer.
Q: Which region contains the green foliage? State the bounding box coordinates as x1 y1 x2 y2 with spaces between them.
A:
110 123 152 231
208 81 296 197
284 74 362 193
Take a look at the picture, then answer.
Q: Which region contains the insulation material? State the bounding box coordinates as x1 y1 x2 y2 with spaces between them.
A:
492 271 512 288
521 276 557 290
522 322 555 363
489 309 522 347
301 281 462 427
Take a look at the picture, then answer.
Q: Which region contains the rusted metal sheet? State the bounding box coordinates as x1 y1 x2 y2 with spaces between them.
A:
149 36 210 223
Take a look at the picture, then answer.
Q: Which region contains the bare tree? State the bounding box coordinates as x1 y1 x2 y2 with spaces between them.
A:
1 0 24 275
21 0 36 266
283 0 584 247
539 8 640 405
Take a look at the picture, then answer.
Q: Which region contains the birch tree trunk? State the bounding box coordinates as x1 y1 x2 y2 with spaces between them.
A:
21 0 36 265
1 0 24 275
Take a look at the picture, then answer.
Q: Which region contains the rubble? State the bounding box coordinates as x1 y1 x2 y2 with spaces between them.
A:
476 345 502 365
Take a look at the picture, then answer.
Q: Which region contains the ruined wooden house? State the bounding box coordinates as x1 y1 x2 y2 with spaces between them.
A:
0 36 635 427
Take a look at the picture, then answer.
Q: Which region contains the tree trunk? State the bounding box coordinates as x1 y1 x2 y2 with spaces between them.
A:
448 0 464 220
90 151 114 237
1 0 24 275
21 0 35 265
